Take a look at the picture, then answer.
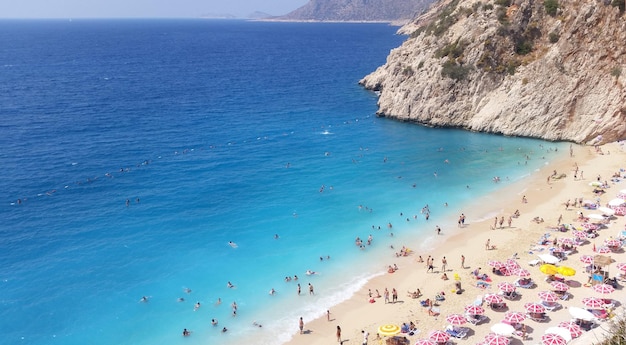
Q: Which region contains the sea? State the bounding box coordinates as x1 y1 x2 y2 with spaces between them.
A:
0 19 568 345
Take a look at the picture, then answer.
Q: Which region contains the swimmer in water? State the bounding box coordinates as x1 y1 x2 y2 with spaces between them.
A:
228 241 237 248
139 296 149 303
227 281 234 288
269 288 275 295
194 302 201 311
211 319 218 326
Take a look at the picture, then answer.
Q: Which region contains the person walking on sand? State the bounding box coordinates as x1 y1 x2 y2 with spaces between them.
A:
461 255 466 269
336 325 342 343
499 216 504 229
384 288 389 304
485 239 490 250
441 257 447 272
327 309 331 321
299 317 304 334
392 288 398 303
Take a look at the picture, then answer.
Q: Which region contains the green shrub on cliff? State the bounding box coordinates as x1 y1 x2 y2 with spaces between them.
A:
544 0 559 16
441 59 471 81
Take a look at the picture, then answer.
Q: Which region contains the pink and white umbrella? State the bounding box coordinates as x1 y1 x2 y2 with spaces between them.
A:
616 262 626 271
593 283 615 294
542 333 567 345
558 238 575 246
484 333 511 345
414 339 436 345
582 297 605 308
524 302 546 313
557 321 583 338
503 311 526 323
445 313 467 325
428 330 450 343
550 281 570 291
499 266 512 276
506 259 520 270
582 223 598 230
465 305 485 315
538 290 559 302
579 255 594 264
573 231 588 239
605 238 622 247
488 260 504 268
515 268 531 277
484 293 504 304
596 246 612 254
498 282 516 293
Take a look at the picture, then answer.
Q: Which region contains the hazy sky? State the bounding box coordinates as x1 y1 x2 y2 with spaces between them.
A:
0 0 309 18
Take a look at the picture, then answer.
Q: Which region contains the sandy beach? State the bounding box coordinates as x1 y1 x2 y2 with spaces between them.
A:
284 142 626 345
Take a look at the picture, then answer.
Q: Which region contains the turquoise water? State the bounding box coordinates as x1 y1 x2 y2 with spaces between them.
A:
0 19 567 345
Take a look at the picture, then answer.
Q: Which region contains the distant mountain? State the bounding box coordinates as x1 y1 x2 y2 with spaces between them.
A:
276 0 436 22
199 13 237 19
247 11 274 19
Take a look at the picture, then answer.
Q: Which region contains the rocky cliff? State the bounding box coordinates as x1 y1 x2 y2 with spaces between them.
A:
277 0 434 22
360 0 626 144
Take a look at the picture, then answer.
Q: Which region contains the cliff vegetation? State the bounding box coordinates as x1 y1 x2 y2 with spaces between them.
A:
360 0 626 144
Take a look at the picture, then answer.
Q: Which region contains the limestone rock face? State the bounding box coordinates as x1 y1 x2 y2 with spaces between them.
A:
278 0 435 22
360 0 626 144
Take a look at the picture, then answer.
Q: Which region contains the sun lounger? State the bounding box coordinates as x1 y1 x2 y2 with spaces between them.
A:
445 325 468 339
528 259 541 266
515 278 535 289
526 313 548 322
541 301 561 311
465 313 487 325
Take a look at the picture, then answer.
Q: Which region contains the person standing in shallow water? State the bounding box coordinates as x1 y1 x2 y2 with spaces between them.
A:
299 317 304 334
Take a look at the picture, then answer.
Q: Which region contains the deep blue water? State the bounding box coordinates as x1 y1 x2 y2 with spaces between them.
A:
0 19 567 345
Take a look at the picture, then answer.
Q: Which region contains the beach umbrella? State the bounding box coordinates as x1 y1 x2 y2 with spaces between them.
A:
557 321 583 338
541 333 567 345
550 281 569 291
593 283 615 294
524 302 546 313
483 333 511 345
579 255 594 264
506 259 520 269
569 306 595 321
608 198 626 207
499 266 512 276
545 327 572 342
414 340 436 345
503 311 526 323
488 260 504 268
573 231 588 239
378 324 401 336
616 262 626 271
557 266 576 277
588 214 605 221
515 268 531 277
538 254 560 264
558 238 575 246
445 314 466 325
538 291 559 302
497 282 516 292
596 246 611 254
465 305 485 315
540 264 559 275
484 293 503 304
605 238 622 247
582 297 605 308
490 322 515 336
598 206 615 216
428 330 450 343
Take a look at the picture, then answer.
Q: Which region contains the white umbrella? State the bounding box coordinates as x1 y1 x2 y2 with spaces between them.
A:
598 207 615 216
538 254 560 264
490 323 515 336
545 327 572 342
587 214 605 220
608 198 626 207
569 306 595 321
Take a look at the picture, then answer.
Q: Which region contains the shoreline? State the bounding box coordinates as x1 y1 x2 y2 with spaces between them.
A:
283 141 626 345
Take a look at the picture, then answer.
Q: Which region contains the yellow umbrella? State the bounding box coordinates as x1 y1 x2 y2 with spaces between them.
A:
540 264 558 275
377 324 401 337
557 266 576 276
